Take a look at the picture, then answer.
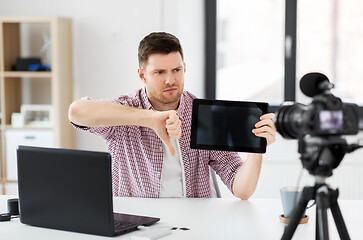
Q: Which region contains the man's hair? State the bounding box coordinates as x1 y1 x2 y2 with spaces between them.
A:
138 32 184 68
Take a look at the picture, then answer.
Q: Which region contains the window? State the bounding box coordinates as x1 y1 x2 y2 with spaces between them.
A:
296 0 363 105
216 0 285 105
206 0 363 126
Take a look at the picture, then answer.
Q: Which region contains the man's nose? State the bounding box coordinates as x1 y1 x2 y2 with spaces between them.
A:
165 74 175 85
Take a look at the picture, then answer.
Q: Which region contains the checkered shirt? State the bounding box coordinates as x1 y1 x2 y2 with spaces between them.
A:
71 88 244 198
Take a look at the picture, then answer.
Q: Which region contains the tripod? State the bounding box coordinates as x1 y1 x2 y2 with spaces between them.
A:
281 176 350 240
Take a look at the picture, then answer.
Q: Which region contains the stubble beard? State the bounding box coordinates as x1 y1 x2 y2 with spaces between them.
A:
160 88 182 104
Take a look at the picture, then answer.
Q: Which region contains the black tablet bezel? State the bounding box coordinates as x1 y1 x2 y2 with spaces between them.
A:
190 99 269 153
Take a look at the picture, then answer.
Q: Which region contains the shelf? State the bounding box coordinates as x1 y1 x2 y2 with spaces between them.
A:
0 16 58 23
2 125 53 131
5 180 17 183
0 16 74 195
2 71 52 78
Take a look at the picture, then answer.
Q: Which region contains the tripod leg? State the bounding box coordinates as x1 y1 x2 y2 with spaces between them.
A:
281 187 313 240
329 189 350 240
316 186 330 240
315 206 319 240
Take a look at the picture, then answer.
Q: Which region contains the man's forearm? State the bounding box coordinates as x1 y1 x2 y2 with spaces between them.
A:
68 100 154 128
68 99 181 156
232 153 263 200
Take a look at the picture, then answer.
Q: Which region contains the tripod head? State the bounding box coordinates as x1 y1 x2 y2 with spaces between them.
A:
298 136 346 177
298 135 363 177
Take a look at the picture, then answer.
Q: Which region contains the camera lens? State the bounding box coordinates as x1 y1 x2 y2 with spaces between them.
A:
275 102 306 139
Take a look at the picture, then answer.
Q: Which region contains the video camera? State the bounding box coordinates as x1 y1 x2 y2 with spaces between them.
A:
276 72 363 239
274 72 362 178
277 73 363 240
275 72 360 140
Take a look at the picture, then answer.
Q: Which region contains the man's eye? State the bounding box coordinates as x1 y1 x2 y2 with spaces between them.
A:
174 69 181 72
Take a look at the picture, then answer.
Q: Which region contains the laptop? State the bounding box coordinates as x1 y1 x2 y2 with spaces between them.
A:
17 145 160 237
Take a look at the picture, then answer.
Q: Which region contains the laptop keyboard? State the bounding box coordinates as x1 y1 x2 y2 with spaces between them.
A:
114 220 139 232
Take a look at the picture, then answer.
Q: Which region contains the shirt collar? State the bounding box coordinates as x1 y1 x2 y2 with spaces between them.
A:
176 92 186 117
140 87 154 110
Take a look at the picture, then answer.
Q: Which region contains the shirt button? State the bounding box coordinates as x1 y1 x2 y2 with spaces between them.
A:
159 147 163 151
157 172 161 176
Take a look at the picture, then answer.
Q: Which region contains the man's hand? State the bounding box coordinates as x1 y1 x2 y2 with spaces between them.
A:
252 113 276 146
152 110 181 156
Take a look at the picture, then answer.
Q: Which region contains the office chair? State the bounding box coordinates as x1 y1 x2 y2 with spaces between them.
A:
210 167 221 198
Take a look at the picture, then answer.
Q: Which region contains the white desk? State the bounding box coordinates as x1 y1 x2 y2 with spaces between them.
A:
0 195 362 239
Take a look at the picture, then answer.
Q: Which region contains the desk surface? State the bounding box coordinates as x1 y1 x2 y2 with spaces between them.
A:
0 195 362 240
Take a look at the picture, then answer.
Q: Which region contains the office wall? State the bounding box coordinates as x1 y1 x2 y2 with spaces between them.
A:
0 0 205 152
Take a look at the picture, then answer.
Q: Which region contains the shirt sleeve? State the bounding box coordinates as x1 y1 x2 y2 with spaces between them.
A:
208 150 244 193
70 121 115 140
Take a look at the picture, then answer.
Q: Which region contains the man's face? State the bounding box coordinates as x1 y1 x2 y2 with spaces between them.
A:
138 51 185 111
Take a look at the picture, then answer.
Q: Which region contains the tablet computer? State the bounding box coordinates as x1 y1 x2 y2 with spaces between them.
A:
190 99 269 153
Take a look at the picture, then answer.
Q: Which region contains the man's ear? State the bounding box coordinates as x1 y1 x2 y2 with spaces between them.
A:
138 68 147 84
183 62 186 73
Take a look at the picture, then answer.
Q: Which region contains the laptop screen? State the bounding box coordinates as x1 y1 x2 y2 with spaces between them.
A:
17 146 115 236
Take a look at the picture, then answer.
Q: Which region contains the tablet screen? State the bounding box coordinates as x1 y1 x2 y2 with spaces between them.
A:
190 99 268 153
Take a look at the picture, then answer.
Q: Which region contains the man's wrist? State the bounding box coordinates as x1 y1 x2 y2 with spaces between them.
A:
130 108 154 128
248 153 263 159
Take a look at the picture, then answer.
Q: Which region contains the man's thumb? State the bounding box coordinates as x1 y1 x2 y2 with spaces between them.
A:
162 138 175 156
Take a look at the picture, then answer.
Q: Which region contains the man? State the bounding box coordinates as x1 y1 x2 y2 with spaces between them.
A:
68 32 276 200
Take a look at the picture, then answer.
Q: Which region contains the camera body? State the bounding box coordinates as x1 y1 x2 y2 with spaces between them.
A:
275 73 359 140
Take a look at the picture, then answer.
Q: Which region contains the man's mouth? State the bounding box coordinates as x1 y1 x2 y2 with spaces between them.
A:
164 88 177 93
